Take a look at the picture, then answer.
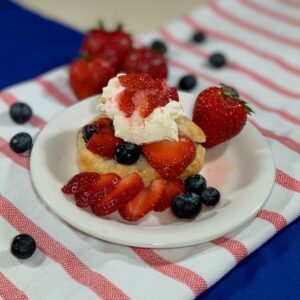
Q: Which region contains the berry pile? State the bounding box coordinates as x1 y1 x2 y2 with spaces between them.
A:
69 24 168 100
62 171 220 221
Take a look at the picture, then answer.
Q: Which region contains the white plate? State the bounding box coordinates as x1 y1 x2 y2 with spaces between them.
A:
30 92 275 248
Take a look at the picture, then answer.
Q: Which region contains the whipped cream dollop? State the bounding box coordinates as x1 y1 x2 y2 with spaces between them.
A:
97 76 185 144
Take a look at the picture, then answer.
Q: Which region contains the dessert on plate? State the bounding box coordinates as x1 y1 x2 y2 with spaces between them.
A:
62 73 212 221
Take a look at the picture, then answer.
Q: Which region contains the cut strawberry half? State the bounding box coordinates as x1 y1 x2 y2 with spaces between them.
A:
87 173 121 205
87 132 123 158
119 74 156 90
120 179 166 221
92 172 144 216
142 135 196 179
166 87 179 101
135 89 169 118
61 172 100 194
74 173 121 207
117 89 136 117
154 179 184 212
92 117 114 135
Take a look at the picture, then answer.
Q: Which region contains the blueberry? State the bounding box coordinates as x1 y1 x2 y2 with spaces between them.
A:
171 192 202 219
201 187 220 206
9 132 32 153
150 40 168 54
192 31 206 43
178 75 197 91
82 124 97 143
9 102 32 124
114 142 141 165
209 52 227 68
11 234 36 259
185 174 207 195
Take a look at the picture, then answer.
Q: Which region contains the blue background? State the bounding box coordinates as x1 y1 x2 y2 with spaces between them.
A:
1 1 299 299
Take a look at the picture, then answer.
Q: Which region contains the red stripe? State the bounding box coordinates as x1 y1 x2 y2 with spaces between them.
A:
228 62 300 100
183 15 300 77
257 209 288 231
133 248 207 295
249 120 300 154
212 237 248 263
0 273 28 300
276 169 300 193
35 78 74 107
0 92 46 129
0 137 30 169
210 1 300 49
281 0 300 10
241 0 300 27
167 58 300 127
0 195 129 300
159 28 300 100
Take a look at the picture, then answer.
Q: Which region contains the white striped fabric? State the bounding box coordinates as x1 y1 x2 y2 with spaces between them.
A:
1 0 300 299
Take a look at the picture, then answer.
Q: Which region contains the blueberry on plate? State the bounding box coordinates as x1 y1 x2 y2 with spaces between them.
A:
185 174 207 195
150 40 168 54
82 124 97 143
9 102 32 124
9 132 33 153
178 75 197 91
192 31 206 43
209 52 227 68
11 234 36 259
171 192 202 219
201 187 220 206
114 142 141 165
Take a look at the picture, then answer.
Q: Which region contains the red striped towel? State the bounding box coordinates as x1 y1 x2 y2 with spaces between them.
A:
1 0 300 298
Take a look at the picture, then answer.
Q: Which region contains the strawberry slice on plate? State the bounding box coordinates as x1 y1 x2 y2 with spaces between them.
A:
120 179 166 221
142 135 196 179
87 132 123 158
74 173 121 207
92 117 114 135
154 179 184 212
61 172 100 194
92 172 144 216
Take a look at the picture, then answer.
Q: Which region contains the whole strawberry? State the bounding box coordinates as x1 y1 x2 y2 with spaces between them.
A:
81 24 132 69
122 48 168 79
69 55 116 100
193 84 253 148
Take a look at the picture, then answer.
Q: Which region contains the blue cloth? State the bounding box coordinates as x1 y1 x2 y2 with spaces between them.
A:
0 0 82 89
1 1 299 299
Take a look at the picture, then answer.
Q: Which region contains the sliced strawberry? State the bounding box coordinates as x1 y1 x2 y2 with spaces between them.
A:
166 87 179 101
87 132 123 158
155 78 168 93
117 89 136 117
142 135 196 179
74 192 90 207
61 172 100 194
119 179 166 221
154 179 184 212
92 172 144 216
86 173 121 205
119 74 156 90
93 117 114 135
136 90 168 118
74 173 121 207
